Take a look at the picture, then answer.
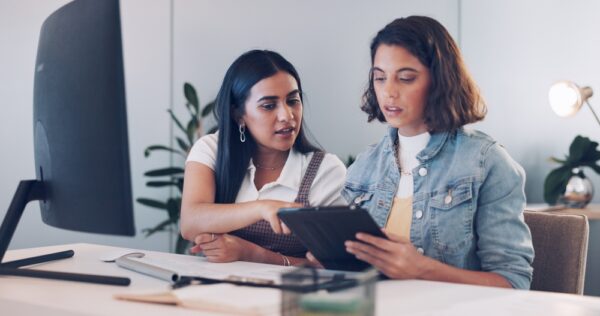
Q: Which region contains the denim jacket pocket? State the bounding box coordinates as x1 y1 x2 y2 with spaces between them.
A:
429 180 475 254
342 184 374 207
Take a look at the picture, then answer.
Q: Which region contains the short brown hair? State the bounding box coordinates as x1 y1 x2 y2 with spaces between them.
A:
361 16 486 132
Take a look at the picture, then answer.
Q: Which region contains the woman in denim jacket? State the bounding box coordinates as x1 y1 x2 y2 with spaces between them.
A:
342 16 534 289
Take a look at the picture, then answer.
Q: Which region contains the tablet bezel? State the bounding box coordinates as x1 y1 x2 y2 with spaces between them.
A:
278 205 386 271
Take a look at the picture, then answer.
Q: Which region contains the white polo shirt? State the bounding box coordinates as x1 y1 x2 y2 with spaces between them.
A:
186 133 347 206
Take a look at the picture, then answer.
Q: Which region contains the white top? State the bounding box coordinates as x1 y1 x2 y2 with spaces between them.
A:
186 133 347 206
396 131 430 198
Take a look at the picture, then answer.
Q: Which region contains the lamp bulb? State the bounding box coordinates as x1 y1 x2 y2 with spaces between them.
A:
549 81 583 117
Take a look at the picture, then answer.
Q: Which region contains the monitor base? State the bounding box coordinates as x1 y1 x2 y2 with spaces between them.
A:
0 180 130 286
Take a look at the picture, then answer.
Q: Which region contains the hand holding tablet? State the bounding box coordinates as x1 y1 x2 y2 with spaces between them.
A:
278 206 386 271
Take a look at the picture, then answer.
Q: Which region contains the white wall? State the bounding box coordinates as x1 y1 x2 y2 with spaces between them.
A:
461 0 600 203
0 0 174 251
172 0 459 162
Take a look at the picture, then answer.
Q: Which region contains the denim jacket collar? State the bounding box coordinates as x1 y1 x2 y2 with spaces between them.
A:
385 127 451 163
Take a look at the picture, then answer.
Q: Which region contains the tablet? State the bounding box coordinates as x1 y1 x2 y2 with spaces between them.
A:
278 206 387 271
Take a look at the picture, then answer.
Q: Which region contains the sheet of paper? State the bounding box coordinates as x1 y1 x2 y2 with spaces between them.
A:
174 284 280 316
97 249 143 262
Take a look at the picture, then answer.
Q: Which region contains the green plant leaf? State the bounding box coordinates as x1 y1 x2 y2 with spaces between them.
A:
549 156 566 164
186 118 199 144
136 198 168 210
567 135 585 163
584 151 600 164
567 135 595 165
184 83 199 114
166 197 181 222
557 135 600 169
175 235 189 254
176 178 184 193
201 100 215 118
207 126 218 134
144 145 185 158
543 166 573 204
185 100 197 119
144 167 184 177
146 180 179 188
176 137 190 153
579 140 600 165
168 109 187 136
345 155 355 167
139 82 217 252
142 219 175 237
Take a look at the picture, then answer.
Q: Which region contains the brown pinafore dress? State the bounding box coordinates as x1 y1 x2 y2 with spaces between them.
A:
230 151 325 258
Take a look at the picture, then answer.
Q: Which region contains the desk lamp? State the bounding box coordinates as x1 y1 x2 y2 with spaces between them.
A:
546 80 598 207
549 80 597 125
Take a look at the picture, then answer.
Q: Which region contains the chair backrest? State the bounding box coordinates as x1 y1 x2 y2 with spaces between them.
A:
524 211 589 294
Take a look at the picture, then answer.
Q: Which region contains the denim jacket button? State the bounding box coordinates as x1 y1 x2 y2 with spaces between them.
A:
444 195 453 205
354 194 368 205
418 167 427 176
415 210 423 219
417 247 424 254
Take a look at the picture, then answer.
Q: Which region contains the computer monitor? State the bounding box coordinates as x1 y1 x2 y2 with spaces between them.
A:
0 0 135 286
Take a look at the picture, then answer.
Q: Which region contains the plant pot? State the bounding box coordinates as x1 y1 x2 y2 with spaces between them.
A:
558 168 594 208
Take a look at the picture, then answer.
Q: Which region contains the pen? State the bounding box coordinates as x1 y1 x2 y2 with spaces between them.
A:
171 273 357 293
115 254 179 283
225 275 275 285
172 275 277 290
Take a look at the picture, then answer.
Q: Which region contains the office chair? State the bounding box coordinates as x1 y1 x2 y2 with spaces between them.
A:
524 211 589 294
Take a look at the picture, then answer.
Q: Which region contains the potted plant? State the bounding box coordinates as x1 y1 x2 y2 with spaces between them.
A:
543 135 600 207
136 83 216 254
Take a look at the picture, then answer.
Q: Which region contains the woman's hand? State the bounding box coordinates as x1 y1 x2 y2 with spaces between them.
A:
257 200 301 234
190 233 257 263
345 230 432 279
305 252 324 269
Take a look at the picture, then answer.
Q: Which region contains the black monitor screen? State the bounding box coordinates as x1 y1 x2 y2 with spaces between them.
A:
33 0 135 236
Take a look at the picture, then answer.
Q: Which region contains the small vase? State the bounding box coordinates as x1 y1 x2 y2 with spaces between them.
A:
558 168 594 208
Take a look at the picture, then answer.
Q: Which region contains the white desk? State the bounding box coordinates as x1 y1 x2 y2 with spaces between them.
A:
2 243 600 316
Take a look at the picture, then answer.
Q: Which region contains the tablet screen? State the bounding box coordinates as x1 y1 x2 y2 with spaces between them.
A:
278 206 386 271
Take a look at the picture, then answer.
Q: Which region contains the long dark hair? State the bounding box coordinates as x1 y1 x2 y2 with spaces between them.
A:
361 16 486 132
214 50 319 203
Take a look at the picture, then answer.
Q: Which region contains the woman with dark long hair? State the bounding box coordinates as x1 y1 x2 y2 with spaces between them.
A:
181 50 346 266
337 16 534 288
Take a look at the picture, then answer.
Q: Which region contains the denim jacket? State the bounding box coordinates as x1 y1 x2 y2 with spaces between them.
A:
343 127 534 289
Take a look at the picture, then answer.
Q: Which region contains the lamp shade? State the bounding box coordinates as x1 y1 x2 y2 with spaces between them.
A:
549 81 593 117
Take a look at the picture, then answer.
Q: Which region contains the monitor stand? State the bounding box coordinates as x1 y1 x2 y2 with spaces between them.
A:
0 180 130 286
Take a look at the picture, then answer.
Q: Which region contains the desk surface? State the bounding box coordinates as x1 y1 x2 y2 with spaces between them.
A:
554 205 600 220
527 204 600 220
2 243 600 316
